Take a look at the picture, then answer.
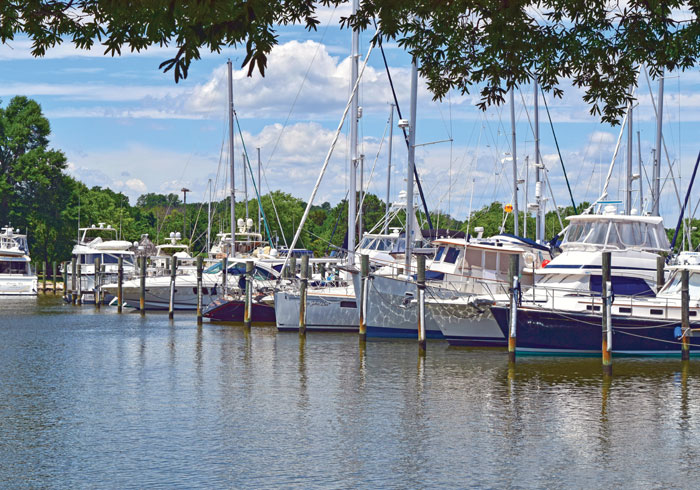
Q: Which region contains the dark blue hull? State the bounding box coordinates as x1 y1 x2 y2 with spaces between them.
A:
204 298 276 324
366 325 445 340
491 305 700 356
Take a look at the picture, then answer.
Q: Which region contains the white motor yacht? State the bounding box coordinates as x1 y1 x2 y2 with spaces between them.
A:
68 223 136 303
0 226 37 295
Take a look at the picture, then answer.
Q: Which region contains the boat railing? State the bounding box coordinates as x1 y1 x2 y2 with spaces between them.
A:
521 283 676 318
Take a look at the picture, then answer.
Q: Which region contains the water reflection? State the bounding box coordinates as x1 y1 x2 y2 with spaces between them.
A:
3 298 700 487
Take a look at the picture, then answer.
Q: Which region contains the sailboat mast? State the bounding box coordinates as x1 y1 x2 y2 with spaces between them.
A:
404 60 418 276
510 88 519 236
207 178 212 253
652 71 664 216
347 0 359 264
385 104 394 234
257 147 262 232
243 152 249 222
626 90 634 215
227 59 236 256
534 77 542 242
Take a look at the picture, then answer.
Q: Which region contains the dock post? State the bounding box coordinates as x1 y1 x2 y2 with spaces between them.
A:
117 256 123 313
52 262 57 295
60 262 66 297
169 256 177 319
508 254 520 363
319 263 326 281
94 256 101 309
359 254 369 341
299 254 309 336
222 257 228 296
290 256 297 279
70 257 77 303
139 255 146 313
657 255 665 293
196 256 203 324
77 262 82 305
244 260 254 329
602 251 613 376
417 254 427 354
41 261 46 293
682 269 690 361
100 264 106 304
70 257 77 304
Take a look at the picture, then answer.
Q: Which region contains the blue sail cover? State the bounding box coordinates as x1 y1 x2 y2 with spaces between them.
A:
589 275 655 297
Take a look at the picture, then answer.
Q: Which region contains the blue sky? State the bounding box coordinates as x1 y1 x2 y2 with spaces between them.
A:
1 4 700 228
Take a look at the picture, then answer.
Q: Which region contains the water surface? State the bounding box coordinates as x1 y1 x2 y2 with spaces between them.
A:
1 296 699 488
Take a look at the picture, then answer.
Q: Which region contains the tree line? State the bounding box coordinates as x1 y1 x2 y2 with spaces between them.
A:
2 96 689 266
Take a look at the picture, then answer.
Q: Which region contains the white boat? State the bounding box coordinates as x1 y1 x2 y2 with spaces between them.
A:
273 228 407 331
426 234 549 346
0 226 37 295
68 223 136 303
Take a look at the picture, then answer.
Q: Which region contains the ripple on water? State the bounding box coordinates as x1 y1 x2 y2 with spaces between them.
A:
1 297 700 488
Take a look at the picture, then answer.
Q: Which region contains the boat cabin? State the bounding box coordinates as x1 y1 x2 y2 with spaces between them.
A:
561 214 669 252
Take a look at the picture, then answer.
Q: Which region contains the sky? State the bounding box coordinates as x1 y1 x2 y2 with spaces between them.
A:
2 4 700 229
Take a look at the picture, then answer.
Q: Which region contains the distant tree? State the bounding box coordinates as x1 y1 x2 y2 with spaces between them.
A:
0 96 76 263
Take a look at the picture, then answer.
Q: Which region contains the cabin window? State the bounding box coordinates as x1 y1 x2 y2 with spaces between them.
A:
586 305 601 312
650 309 664 315
618 307 632 314
691 311 697 317
434 246 445 262
484 251 497 271
102 254 119 264
340 301 357 308
444 248 460 264
254 267 273 280
463 249 482 273
0 261 27 274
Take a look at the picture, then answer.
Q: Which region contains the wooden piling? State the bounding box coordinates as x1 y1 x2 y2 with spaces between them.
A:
139 255 146 313
52 262 57 295
417 254 427 353
196 256 203 324
169 256 177 319
508 254 520 363
94 256 101 309
290 256 297 279
100 264 106 304
602 251 612 376
657 255 665 293
41 261 46 293
117 256 123 313
299 254 309 335
71 257 77 304
682 269 690 361
77 262 82 305
359 254 369 341
244 260 254 329
222 257 228 296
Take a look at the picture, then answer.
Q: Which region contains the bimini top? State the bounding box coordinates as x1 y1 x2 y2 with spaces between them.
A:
562 214 669 251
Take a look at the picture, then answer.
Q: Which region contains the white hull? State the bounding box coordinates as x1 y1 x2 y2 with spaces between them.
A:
352 273 446 339
102 274 227 310
426 298 504 346
0 274 38 295
274 287 359 331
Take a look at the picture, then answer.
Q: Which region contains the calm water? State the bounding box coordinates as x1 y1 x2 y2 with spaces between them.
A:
2 296 700 488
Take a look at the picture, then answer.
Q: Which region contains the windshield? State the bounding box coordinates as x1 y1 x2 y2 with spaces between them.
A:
659 270 700 297
563 220 669 250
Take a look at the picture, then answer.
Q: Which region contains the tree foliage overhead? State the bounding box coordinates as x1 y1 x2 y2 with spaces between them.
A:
2 1 695 123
